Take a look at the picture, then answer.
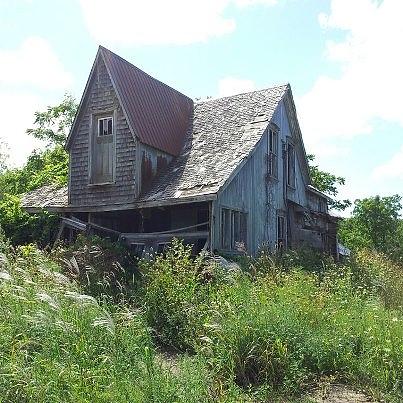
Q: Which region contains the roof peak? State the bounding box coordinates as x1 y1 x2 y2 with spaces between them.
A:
98 45 191 102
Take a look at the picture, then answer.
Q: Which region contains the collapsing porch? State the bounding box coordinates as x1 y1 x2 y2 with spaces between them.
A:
56 202 212 256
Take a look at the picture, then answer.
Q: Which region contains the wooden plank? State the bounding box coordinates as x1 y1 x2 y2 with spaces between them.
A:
53 222 65 247
120 231 208 242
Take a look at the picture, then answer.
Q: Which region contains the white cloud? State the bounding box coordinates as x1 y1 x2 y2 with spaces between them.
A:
298 0 403 156
0 37 73 90
235 0 277 7
80 0 235 46
0 38 72 166
217 76 256 97
372 146 403 180
79 0 279 46
0 92 46 167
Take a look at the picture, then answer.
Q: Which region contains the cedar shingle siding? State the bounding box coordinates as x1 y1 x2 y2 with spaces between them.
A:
69 57 137 206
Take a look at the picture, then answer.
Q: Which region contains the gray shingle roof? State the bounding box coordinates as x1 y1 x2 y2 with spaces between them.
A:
21 185 68 210
139 84 288 202
22 84 288 211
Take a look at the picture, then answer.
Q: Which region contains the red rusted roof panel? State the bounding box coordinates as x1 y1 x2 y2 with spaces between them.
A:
100 46 193 156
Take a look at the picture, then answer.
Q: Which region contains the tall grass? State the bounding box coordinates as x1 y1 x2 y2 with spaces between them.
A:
0 236 212 403
1 233 403 402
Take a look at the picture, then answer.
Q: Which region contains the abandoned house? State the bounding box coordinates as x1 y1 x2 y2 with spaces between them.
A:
22 46 338 257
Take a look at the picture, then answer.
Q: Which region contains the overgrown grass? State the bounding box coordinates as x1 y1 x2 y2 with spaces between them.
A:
1 234 403 402
0 236 213 403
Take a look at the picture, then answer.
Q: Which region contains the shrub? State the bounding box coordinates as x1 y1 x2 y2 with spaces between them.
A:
348 249 403 310
204 269 403 399
138 239 216 352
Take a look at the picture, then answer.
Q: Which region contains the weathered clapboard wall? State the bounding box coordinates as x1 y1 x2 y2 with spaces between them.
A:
212 98 313 255
212 130 268 255
69 57 137 206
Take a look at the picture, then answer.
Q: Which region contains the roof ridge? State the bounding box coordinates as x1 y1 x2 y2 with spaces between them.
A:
195 83 290 104
99 45 192 102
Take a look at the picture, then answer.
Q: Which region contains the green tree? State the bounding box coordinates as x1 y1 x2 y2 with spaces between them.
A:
339 195 403 259
307 154 351 211
0 138 9 173
0 95 76 245
26 93 78 147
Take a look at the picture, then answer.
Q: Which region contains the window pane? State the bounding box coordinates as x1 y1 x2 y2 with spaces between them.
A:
269 130 273 152
107 118 113 135
273 132 277 154
240 212 247 247
233 211 240 245
221 209 231 250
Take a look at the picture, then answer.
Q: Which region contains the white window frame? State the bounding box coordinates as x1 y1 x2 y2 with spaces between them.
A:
97 116 113 137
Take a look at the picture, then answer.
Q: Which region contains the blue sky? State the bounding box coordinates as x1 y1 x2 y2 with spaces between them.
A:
0 0 402 213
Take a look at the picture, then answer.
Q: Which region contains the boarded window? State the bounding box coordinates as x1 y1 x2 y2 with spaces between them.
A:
91 114 114 184
277 215 285 249
268 129 278 178
221 208 247 251
287 143 295 187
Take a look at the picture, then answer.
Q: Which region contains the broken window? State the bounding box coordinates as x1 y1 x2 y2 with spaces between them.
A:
268 128 278 178
277 215 286 249
98 117 113 136
287 143 295 187
221 208 247 251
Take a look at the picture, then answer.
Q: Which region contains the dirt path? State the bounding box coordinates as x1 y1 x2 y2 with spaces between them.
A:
310 384 377 403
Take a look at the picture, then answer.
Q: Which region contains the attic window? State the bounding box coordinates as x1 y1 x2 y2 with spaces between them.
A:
98 117 113 136
268 128 278 178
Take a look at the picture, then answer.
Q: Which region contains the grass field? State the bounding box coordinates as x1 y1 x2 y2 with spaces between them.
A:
1 235 402 402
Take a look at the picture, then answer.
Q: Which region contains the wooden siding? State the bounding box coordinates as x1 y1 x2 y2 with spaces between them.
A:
213 99 330 256
69 57 137 206
136 143 173 195
212 132 269 256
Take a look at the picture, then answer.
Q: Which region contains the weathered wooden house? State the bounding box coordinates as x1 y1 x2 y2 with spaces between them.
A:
22 46 338 256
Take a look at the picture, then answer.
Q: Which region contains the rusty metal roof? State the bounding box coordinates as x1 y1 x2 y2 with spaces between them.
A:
100 46 193 156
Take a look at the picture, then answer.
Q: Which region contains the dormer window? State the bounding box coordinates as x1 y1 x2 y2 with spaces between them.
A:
98 117 113 136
